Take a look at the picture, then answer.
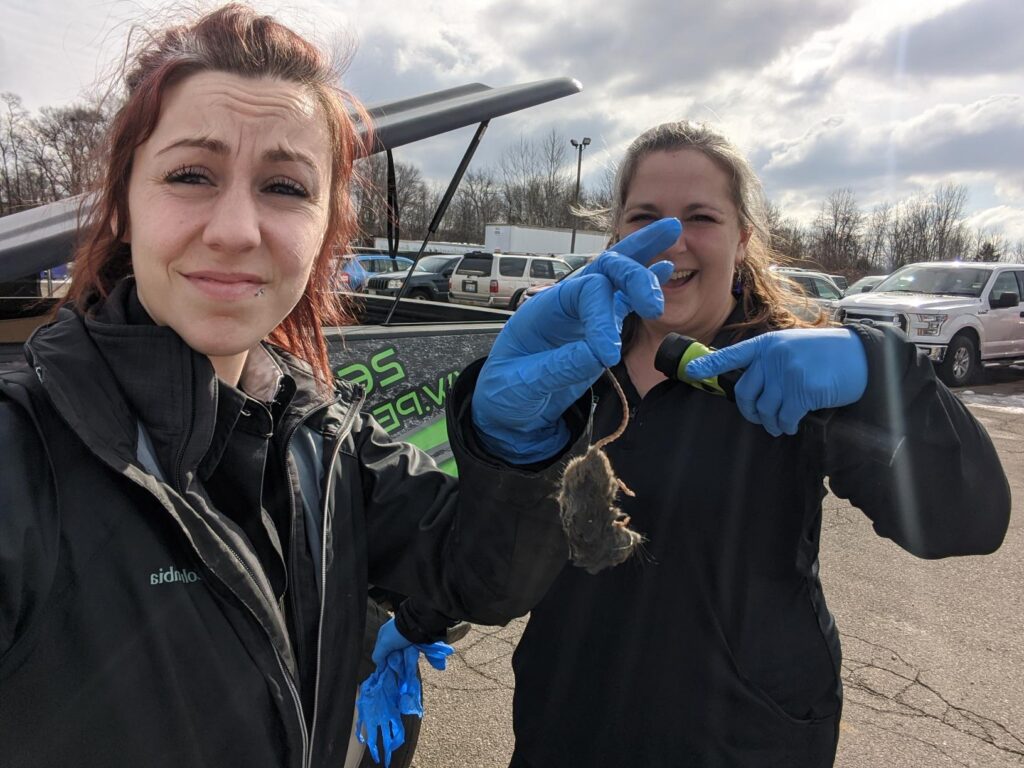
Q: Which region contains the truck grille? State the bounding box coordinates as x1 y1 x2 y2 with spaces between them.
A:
841 310 908 333
367 276 389 290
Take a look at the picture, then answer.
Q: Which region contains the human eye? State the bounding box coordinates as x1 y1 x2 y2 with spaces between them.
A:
626 211 657 224
263 176 309 197
163 165 212 185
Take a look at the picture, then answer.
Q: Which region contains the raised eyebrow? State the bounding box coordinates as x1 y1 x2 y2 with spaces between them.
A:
263 147 319 175
154 139 318 175
155 137 229 156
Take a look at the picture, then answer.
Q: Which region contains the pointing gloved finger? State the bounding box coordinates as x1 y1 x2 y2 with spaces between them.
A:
607 217 682 264
686 336 762 380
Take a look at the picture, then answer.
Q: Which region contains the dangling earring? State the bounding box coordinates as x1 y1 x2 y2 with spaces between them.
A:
731 270 743 296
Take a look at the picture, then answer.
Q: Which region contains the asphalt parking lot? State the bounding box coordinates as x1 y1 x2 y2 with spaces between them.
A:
411 368 1024 768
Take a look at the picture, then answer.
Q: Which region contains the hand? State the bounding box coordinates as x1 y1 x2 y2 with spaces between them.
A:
472 217 682 463
360 619 454 766
371 617 413 669
684 328 868 436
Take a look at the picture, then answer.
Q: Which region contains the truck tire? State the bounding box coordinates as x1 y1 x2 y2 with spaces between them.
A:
938 333 978 387
406 288 431 301
510 289 526 309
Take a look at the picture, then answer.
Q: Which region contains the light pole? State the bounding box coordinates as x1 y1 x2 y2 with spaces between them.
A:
569 136 591 253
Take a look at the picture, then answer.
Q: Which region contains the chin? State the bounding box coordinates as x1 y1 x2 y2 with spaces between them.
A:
177 325 262 359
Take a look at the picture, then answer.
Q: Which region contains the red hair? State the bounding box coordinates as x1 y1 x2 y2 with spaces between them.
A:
64 4 370 390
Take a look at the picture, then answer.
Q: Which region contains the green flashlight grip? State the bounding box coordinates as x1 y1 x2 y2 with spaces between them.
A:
654 333 739 401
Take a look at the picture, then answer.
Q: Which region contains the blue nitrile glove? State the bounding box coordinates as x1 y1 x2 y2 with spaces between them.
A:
371 617 413 668
684 327 868 437
472 217 682 463
358 619 454 766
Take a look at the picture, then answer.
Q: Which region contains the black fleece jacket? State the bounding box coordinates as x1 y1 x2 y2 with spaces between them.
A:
0 282 584 768
510 319 1010 768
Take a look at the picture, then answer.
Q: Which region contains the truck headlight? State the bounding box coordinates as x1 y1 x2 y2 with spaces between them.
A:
910 313 947 336
387 279 403 290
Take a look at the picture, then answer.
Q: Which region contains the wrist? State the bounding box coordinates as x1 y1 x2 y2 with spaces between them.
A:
473 420 570 464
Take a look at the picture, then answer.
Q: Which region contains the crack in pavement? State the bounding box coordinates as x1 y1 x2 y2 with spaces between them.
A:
841 631 1024 762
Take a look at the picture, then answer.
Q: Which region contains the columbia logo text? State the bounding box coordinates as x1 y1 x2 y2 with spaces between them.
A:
150 565 201 586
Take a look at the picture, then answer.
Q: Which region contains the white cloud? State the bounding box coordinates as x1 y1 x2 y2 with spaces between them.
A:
1 0 1022 239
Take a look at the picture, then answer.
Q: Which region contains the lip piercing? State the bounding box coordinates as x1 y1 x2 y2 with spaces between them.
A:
255 288 265 297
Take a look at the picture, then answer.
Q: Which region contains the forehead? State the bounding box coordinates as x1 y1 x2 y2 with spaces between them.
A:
626 149 734 205
147 71 331 161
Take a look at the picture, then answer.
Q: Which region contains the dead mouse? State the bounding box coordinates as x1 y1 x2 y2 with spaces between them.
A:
558 369 645 574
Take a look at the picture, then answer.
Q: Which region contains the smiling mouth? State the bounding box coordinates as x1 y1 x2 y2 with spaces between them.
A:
667 269 697 286
184 273 266 301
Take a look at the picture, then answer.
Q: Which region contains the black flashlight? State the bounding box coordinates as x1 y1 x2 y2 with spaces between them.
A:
653 333 740 401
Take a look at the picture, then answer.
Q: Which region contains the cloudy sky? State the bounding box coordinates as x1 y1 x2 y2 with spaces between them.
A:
2 0 1022 239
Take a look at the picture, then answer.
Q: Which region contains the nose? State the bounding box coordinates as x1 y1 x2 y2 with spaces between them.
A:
202 182 261 254
665 228 687 255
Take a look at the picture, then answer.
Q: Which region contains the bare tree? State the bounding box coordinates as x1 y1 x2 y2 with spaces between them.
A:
929 183 971 261
810 189 863 271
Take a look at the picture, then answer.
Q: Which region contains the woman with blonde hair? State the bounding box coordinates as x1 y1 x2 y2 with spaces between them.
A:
508 121 1010 767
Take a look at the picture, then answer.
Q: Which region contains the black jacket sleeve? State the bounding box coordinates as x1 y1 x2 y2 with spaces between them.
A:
356 358 586 626
0 395 60 661
824 325 1010 558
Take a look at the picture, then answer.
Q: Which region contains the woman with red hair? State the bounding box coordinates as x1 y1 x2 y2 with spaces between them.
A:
0 5 674 768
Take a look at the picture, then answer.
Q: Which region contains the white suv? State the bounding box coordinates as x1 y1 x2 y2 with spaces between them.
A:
836 261 1024 386
774 268 846 319
449 252 572 309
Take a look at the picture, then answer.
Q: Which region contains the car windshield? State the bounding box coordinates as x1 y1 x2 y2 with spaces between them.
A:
873 266 990 297
413 256 455 273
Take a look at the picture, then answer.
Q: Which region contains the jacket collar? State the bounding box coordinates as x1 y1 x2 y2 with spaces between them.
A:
24 279 328 484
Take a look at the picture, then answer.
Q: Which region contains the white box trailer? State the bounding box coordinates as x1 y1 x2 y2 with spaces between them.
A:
371 238 485 254
484 223 608 255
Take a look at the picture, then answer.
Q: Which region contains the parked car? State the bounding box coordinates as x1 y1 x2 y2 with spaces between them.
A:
774 267 846 319
448 252 572 309
512 254 600 309
334 254 415 292
836 261 1024 386
847 274 887 294
551 252 602 272
365 254 462 301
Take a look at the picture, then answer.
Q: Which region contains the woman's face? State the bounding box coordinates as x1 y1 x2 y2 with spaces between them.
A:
126 71 332 371
617 149 749 342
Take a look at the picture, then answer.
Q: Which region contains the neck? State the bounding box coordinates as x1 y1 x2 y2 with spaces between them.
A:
208 351 249 388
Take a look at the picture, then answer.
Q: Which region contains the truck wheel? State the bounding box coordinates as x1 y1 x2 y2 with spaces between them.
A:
938 333 978 387
510 289 526 309
406 288 431 301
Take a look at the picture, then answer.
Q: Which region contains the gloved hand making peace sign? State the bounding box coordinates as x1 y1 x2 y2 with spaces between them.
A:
472 217 682 463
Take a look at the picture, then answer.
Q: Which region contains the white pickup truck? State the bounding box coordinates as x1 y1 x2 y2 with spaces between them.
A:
836 261 1024 387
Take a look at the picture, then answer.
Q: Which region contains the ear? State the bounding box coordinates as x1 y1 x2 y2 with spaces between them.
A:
111 210 131 244
735 226 752 264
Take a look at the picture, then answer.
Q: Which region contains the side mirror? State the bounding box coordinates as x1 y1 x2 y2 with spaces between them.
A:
990 291 1020 309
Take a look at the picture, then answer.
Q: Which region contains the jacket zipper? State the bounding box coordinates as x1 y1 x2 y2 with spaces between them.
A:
288 391 363 765
173 367 311 768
